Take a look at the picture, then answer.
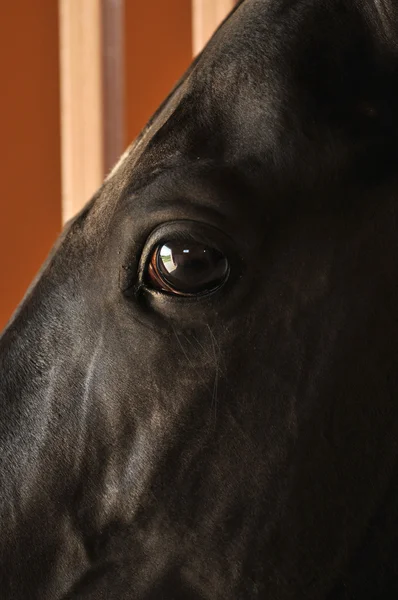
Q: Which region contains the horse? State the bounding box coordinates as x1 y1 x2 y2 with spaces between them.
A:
1 0 398 597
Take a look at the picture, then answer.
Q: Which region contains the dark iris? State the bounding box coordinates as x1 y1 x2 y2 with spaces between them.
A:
147 241 229 296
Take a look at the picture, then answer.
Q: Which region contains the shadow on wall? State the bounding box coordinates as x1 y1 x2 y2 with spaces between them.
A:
0 0 192 331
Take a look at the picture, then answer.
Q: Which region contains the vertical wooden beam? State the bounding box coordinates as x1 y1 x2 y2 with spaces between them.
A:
102 0 125 175
59 0 103 222
59 0 124 223
192 0 235 56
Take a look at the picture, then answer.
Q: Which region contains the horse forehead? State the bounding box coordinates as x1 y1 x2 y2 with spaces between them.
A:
193 0 376 114
98 0 394 220
129 1 376 157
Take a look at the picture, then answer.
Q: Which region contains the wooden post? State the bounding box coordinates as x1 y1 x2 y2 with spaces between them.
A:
58 0 124 223
192 0 235 56
102 0 125 177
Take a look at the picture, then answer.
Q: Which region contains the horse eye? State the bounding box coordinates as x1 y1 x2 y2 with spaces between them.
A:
146 241 230 296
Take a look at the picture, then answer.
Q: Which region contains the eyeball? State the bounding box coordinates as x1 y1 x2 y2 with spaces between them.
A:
147 240 230 296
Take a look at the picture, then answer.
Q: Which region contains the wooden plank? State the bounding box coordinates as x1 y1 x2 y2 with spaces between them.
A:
192 0 235 56
58 0 124 223
59 0 103 222
102 0 125 175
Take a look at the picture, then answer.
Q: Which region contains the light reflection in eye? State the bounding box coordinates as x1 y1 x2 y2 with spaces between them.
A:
160 245 172 264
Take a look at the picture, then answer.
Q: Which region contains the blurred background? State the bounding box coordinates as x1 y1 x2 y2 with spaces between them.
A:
0 0 235 330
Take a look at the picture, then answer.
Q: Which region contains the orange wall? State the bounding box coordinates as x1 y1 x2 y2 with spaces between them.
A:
0 1 62 330
124 0 192 144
